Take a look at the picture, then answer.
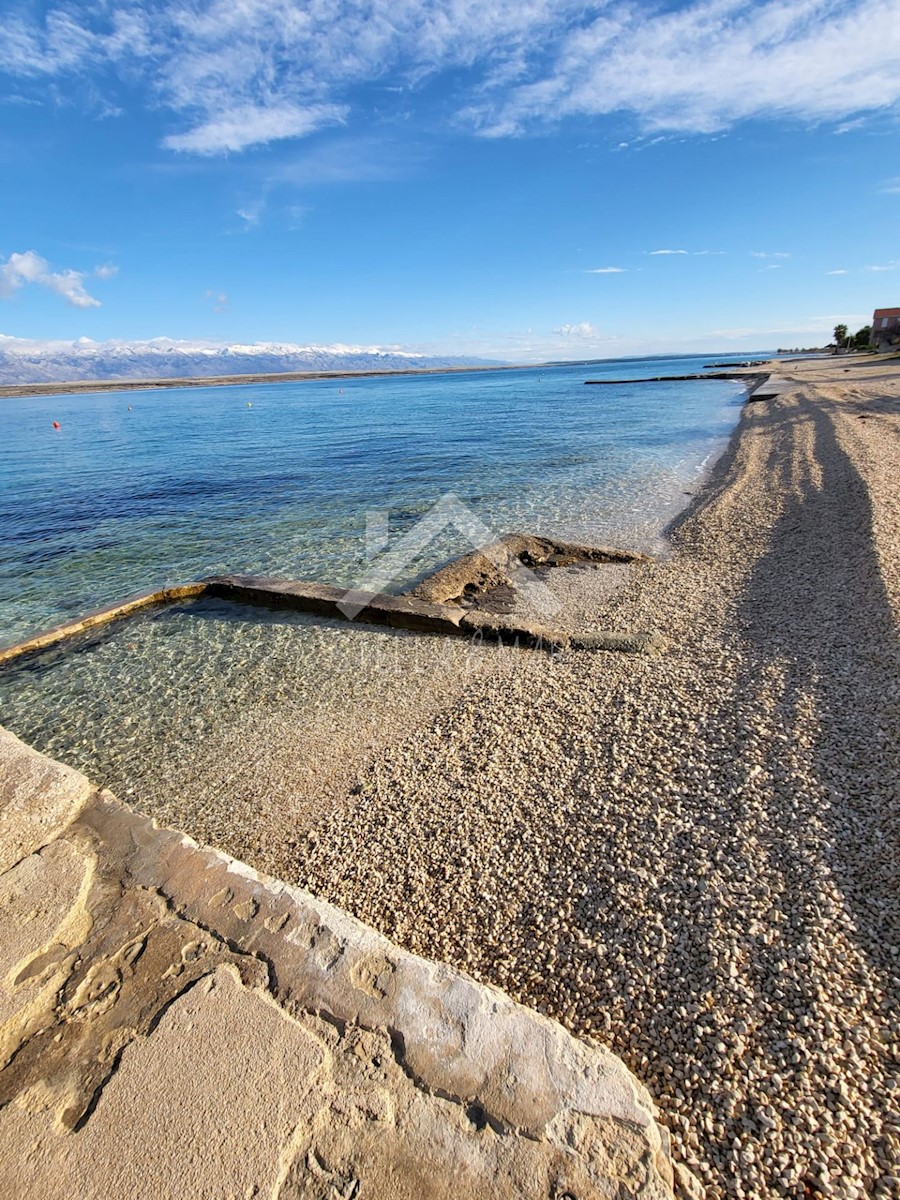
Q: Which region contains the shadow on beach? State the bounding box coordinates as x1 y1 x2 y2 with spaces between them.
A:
735 394 899 975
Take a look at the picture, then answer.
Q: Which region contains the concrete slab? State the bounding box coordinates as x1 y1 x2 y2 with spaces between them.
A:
0 727 683 1198
747 376 793 402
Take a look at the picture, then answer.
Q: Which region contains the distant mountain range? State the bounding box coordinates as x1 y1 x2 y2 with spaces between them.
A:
0 336 503 384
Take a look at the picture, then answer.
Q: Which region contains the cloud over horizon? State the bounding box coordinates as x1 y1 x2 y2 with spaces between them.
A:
554 321 602 338
0 251 102 308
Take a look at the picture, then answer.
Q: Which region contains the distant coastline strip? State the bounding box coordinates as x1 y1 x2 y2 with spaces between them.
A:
0 363 522 401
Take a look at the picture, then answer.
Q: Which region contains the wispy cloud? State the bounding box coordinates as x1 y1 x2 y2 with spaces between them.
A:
867 262 900 271
272 137 425 187
93 262 118 280
880 177 900 194
285 204 310 230
205 289 229 313
751 251 791 259
827 269 849 275
833 117 867 135
236 196 266 228
0 250 102 308
585 266 626 274
648 249 688 256
2 1 899 155
164 103 348 156
236 194 310 232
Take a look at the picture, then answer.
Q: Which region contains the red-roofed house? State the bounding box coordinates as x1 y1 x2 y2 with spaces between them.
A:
872 307 900 351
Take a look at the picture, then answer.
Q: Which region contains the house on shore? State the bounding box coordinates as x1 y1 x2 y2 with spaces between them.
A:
872 307 900 351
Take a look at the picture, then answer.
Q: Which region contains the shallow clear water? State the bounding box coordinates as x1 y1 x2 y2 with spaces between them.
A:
0 354 751 646
0 596 521 847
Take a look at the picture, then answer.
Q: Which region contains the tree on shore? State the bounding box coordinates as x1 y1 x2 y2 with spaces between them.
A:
854 325 872 349
833 323 848 348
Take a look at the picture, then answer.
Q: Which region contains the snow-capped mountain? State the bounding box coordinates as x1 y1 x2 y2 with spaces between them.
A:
0 335 502 384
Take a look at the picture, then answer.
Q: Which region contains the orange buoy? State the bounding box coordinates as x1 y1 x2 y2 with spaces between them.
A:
52 421 60 429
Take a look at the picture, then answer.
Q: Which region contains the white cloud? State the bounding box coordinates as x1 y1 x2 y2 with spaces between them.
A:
164 102 347 155
475 0 900 136
554 321 600 337
648 249 688 256
827 269 849 275
867 261 900 271
751 251 791 259
585 266 625 274
0 251 101 308
93 263 118 279
880 177 900 194
2 1 899 155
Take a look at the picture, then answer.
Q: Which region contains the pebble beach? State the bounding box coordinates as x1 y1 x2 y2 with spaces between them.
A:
281 357 899 1199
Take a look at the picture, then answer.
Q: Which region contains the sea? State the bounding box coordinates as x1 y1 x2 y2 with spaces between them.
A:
0 352 761 807
0 353 758 646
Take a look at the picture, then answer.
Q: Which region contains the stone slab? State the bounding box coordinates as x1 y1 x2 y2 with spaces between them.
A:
0 726 95 873
0 727 681 1198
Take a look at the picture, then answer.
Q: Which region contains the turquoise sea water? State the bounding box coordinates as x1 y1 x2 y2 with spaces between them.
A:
0 354 754 647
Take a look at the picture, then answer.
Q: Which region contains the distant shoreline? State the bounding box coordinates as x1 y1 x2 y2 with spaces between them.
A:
0 362 526 400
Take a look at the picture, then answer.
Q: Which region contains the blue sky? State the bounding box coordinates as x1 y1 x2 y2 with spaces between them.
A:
1 0 898 362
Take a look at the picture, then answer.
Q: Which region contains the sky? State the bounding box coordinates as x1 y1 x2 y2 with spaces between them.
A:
0 0 898 363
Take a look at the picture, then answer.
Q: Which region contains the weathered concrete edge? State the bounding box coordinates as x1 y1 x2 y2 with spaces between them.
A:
746 376 792 403
0 583 208 666
0 724 681 1193
0 578 468 666
206 574 467 636
0 570 667 667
